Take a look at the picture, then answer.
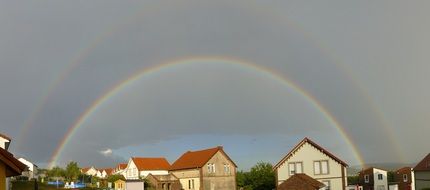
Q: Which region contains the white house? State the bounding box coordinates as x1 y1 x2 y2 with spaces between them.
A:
0 133 11 150
359 167 388 190
81 166 98 176
114 163 127 177
124 157 170 180
273 137 349 190
17 157 38 180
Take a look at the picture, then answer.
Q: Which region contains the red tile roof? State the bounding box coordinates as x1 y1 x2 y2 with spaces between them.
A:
102 168 114 175
117 163 127 170
0 147 27 177
414 153 430 171
170 146 237 171
131 157 170 171
274 137 348 170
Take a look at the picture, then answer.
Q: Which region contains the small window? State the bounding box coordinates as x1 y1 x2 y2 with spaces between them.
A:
224 164 231 174
288 162 303 176
403 174 408 182
378 174 383 180
314 160 329 175
207 163 215 173
364 175 369 183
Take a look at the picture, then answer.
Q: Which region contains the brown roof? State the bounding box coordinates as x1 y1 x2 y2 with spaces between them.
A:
0 147 27 177
0 133 11 141
146 173 178 182
102 168 114 175
274 137 348 170
278 173 326 190
131 157 170 171
414 153 430 171
396 167 412 173
169 146 237 171
117 163 127 170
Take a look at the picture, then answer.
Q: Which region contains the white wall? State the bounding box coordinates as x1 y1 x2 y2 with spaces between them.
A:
0 138 9 150
140 170 168 177
276 142 346 190
126 181 144 190
372 168 387 190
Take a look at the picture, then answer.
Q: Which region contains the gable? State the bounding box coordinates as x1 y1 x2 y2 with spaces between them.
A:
170 146 236 171
414 153 430 171
274 138 348 170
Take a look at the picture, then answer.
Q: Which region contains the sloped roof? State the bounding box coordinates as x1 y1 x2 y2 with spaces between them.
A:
414 153 430 171
170 146 237 171
0 133 11 141
278 173 325 190
0 147 27 177
102 168 114 175
131 157 170 171
146 173 178 182
117 163 127 170
274 137 348 170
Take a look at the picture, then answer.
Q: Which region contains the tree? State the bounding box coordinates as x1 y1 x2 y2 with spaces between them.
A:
236 162 275 190
47 166 65 180
65 161 80 181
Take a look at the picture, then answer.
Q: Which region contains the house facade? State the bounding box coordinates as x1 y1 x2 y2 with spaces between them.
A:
169 146 237 190
414 153 430 190
114 163 127 177
394 167 415 190
81 166 98 176
0 134 10 151
17 157 38 180
125 157 170 180
358 167 388 190
274 137 348 190
0 137 27 190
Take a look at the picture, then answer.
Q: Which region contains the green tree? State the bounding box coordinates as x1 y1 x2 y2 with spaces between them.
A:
107 174 125 183
47 166 65 180
387 171 395 183
237 162 275 190
347 175 359 185
65 161 80 181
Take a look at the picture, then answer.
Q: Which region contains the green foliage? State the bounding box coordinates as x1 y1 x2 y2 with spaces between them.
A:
65 161 81 181
347 175 359 185
47 166 65 179
237 162 275 190
387 171 395 183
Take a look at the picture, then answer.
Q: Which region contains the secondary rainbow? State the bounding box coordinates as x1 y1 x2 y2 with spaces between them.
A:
48 57 366 168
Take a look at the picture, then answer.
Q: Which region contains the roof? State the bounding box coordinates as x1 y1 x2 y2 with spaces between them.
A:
102 168 114 175
274 137 348 170
169 146 237 171
396 167 412 173
116 163 127 170
131 157 170 171
0 147 27 177
359 167 387 174
414 153 430 171
278 173 325 190
0 133 11 141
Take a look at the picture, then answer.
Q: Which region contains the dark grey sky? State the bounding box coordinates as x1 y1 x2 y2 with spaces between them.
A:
1 0 429 170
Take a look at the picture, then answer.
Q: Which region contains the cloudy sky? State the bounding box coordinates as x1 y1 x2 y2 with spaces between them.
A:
1 1 429 170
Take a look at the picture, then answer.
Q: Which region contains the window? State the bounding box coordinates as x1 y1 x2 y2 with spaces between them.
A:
224 164 231 174
314 160 329 175
377 174 383 180
207 163 215 173
321 180 330 190
364 175 369 183
188 180 194 189
403 174 408 182
288 162 303 175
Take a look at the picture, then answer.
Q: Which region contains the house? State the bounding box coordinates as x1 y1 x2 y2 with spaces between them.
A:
145 173 181 190
81 166 98 176
273 137 348 190
278 173 326 190
394 167 415 190
99 168 114 178
0 134 10 151
114 163 128 176
114 179 126 190
0 147 27 190
413 153 430 190
124 157 170 180
358 167 388 190
169 146 237 190
17 157 38 179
